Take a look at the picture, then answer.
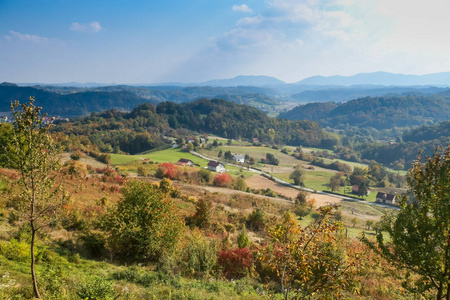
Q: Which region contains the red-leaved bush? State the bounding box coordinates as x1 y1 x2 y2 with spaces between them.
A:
213 173 232 187
156 162 180 180
218 247 253 279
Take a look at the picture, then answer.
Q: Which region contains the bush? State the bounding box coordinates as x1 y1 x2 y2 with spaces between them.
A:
232 177 247 191
70 150 83 160
155 162 179 180
197 169 212 183
107 180 184 262
213 173 232 187
182 230 218 277
218 248 253 279
76 276 118 300
237 229 250 249
246 209 265 231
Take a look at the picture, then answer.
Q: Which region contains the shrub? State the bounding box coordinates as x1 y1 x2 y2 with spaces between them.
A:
213 173 232 187
188 197 213 229
155 162 179 180
182 230 218 277
246 209 266 231
218 248 253 279
237 229 250 249
197 169 212 183
107 180 184 262
70 150 83 160
76 276 118 300
232 177 247 191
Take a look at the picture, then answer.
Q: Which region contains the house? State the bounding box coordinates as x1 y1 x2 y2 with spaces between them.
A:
233 154 245 163
176 158 194 167
186 137 196 144
207 160 226 173
352 184 370 196
0 112 12 123
375 192 397 205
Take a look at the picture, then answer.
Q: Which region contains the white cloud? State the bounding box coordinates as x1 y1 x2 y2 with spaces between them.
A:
232 4 253 13
4 30 49 42
70 21 102 33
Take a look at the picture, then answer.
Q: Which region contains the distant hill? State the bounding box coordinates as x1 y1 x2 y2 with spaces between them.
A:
279 94 450 130
200 75 285 87
291 86 445 103
0 84 154 117
296 71 450 86
0 84 279 117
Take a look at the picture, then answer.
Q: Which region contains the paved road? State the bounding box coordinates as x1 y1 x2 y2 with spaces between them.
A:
190 150 399 210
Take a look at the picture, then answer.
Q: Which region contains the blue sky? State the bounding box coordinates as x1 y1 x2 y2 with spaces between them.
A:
2 0 450 84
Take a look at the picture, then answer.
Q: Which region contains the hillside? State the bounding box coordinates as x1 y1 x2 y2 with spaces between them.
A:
279 94 450 130
52 99 337 154
33 84 279 109
0 83 155 117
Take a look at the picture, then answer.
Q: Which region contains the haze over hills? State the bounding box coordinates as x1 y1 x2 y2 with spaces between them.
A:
15 72 450 88
295 71 450 86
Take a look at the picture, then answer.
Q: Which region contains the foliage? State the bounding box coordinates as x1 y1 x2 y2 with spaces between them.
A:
237 229 251 249
213 173 232 187
328 172 344 191
218 248 253 279
189 197 213 229
260 207 356 300
232 176 247 191
107 180 184 262
363 144 450 299
264 153 279 165
246 208 266 231
6 97 67 298
155 162 179 180
181 230 218 277
289 165 305 186
196 169 212 183
76 276 119 300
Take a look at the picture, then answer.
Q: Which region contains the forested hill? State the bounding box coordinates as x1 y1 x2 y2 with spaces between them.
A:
35 85 279 107
0 83 155 117
54 99 337 154
279 94 450 130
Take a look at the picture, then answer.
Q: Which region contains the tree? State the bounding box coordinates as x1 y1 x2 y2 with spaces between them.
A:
6 98 67 298
107 180 184 262
260 207 356 299
363 144 450 299
218 149 223 158
328 172 343 192
224 150 233 160
289 166 305 186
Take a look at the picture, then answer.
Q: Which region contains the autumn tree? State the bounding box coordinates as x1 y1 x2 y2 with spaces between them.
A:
6 97 67 298
260 207 356 299
364 144 450 299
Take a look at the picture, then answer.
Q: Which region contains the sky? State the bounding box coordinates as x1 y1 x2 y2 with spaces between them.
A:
2 0 450 84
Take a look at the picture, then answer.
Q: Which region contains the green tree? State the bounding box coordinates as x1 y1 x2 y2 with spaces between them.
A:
328 172 343 192
363 144 450 299
289 165 305 186
6 98 67 298
237 229 250 249
108 180 184 262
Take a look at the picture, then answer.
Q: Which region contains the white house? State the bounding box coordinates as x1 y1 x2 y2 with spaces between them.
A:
207 160 226 173
233 154 245 163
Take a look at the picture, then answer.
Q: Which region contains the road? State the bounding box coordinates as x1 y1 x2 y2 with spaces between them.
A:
190 150 399 210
